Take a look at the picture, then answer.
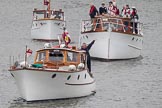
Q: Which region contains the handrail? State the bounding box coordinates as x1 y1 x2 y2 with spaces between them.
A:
33 9 64 21
81 17 143 35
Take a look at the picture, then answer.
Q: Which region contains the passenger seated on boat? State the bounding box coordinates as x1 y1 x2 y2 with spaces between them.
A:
99 2 107 15
123 21 129 31
130 7 139 34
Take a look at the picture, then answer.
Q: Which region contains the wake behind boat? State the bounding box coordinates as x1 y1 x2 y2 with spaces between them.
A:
9 44 95 101
31 0 66 41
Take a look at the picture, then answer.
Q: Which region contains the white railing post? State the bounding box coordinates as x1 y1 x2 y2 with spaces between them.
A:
138 22 140 35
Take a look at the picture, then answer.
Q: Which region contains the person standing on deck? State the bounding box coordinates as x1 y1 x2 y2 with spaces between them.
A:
130 6 139 34
81 40 95 73
99 2 107 15
107 1 117 16
89 4 98 31
61 27 71 47
89 4 98 19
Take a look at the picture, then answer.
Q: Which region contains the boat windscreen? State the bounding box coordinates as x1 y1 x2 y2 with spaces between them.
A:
49 50 63 62
67 52 78 62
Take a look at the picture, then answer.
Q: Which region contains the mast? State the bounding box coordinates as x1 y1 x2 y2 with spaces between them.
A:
44 0 51 18
48 0 51 17
48 0 51 12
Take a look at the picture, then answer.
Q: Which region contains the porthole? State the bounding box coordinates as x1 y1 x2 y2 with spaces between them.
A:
85 74 87 79
51 74 56 78
11 73 14 77
136 38 138 41
77 75 80 80
67 75 71 80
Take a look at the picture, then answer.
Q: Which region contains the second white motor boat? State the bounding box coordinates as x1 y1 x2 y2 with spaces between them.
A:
31 0 66 41
79 16 143 60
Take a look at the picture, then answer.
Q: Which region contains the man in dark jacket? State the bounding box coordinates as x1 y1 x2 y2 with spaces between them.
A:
99 2 107 15
81 40 95 72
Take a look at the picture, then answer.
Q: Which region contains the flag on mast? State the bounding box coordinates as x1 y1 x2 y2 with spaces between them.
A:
26 48 32 57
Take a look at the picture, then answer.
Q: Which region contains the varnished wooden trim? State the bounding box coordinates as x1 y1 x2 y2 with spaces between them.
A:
81 30 143 37
32 38 59 42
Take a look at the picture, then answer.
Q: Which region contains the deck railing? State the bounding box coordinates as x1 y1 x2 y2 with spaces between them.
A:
33 9 64 21
81 17 143 35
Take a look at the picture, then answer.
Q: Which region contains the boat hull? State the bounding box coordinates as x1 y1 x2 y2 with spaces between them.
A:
10 69 95 101
79 31 143 60
31 20 65 41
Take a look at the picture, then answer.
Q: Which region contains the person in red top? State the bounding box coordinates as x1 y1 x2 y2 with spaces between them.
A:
61 27 71 47
89 3 98 31
89 4 98 19
107 1 117 16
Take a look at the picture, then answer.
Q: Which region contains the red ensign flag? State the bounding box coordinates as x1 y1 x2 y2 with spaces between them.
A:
26 48 32 57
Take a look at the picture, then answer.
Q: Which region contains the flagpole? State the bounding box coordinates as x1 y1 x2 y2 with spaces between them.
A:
25 45 27 68
48 0 51 17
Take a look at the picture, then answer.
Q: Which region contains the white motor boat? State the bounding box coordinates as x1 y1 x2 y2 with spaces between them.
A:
31 0 66 41
79 16 143 60
9 45 95 101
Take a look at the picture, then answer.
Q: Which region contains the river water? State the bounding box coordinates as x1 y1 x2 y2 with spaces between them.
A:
0 0 162 108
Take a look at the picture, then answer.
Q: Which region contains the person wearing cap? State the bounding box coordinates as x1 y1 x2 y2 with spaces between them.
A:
99 2 107 15
131 6 138 19
130 6 139 34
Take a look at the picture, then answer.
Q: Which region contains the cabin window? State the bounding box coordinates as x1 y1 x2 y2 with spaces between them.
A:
51 11 63 20
49 50 63 62
67 52 78 62
36 52 46 62
33 11 45 20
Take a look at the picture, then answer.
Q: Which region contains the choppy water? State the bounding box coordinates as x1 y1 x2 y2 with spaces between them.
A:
0 0 162 108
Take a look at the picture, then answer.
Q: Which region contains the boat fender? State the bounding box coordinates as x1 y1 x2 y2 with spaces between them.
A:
60 44 66 48
19 61 28 68
77 63 84 70
68 65 76 71
44 43 52 48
